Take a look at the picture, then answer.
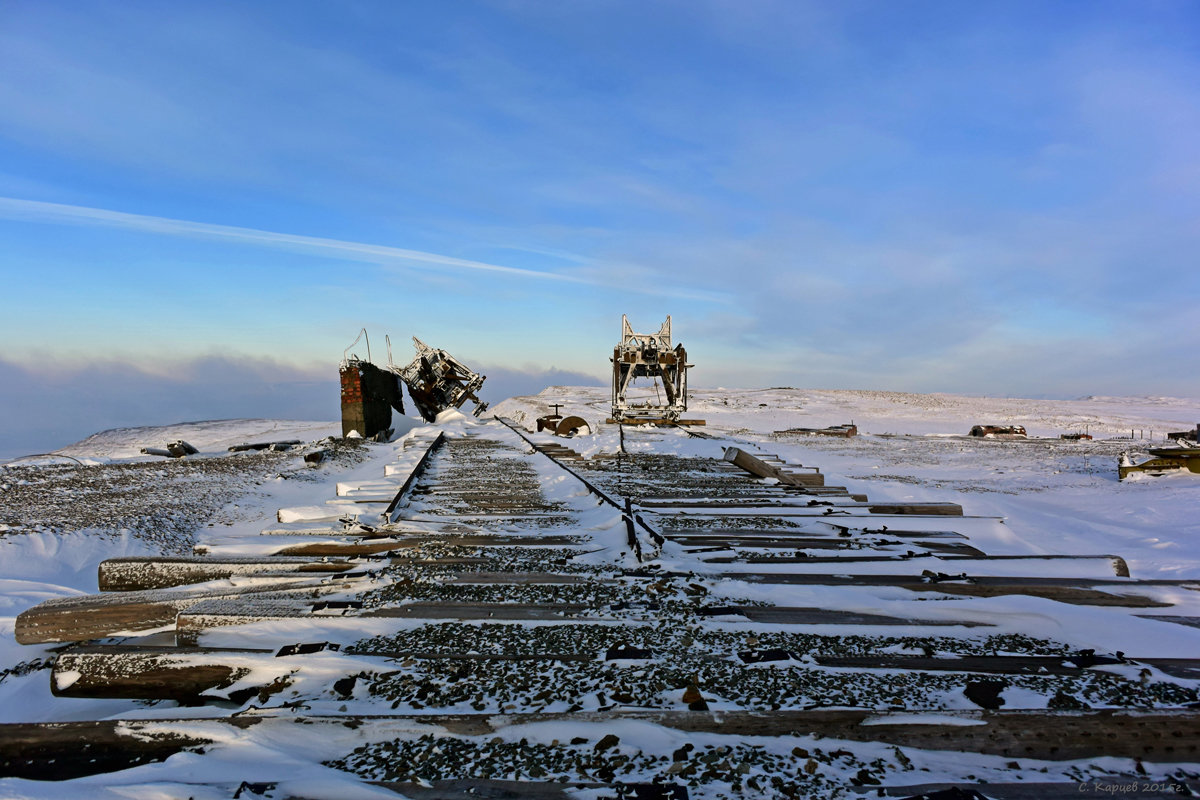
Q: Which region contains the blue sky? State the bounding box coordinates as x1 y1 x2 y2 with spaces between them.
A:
1 1 1198 455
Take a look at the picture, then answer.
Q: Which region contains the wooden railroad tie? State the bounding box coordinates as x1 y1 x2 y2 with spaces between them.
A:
3 710 1197 781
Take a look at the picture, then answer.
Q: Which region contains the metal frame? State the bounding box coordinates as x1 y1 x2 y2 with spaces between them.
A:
396 337 488 422
610 315 690 422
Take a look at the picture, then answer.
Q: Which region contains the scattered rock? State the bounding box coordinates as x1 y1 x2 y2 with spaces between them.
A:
606 644 653 660
333 675 357 699
595 733 620 752
963 679 1007 709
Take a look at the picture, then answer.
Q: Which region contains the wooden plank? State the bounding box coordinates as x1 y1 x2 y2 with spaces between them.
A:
100 555 529 591
0 719 214 780
701 606 990 627
813 654 1109 675
68 644 1198 706
641 498 857 508
380 534 586 547
17 597 179 645
707 552 958 564
274 540 420 557
714 553 1128 577
667 528 971 540
940 553 1129 577
815 654 1200 681
384 557 490 567
729 572 1191 589
407 500 567 512
3 709 1194 780
645 490 838 499
98 556 354 591
270 534 587 557
645 502 966 516
336 479 403 497
868 781 1193 799
376 780 578 799
868 502 964 516
414 489 574 499
256 521 435 537
672 534 984 555
402 513 575 521
701 545 990 562
15 576 366 644
641 486 856 497
51 645 615 701
442 572 607 586
52 645 272 699
670 534 905 548
175 597 346 635
722 447 824 487
722 573 1181 607
364 603 595 621
175 600 603 634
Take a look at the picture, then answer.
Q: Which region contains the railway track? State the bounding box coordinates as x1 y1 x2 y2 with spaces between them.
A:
3 417 1199 798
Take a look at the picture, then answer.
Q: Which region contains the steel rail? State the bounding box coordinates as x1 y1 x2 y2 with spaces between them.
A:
492 416 663 561
382 432 446 522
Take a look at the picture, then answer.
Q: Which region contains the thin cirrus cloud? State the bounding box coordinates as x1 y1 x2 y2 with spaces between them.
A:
0 196 731 304
0 196 592 284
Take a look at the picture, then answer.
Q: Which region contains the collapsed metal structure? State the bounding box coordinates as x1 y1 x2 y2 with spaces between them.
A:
340 331 487 437
1119 446 1200 480
968 425 1028 439
610 314 691 423
395 337 488 423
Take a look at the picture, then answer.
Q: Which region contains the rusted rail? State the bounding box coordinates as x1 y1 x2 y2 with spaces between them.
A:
494 416 663 559
383 432 445 521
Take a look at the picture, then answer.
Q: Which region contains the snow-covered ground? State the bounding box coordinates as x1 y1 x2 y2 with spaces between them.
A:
0 389 1197 797
0 419 370 720
496 387 1200 581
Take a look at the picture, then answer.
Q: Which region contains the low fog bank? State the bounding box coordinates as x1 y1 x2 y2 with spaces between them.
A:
0 356 604 459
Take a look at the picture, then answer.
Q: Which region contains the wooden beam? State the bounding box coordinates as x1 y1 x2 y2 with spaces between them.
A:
722 573 1182 607
15 576 366 644
710 554 1129 577
667 527 971 540
52 645 271 699
270 534 587 557
722 447 821 487
2 709 1196 780
98 556 354 591
644 502 966 516
700 606 990 627
0 719 214 780
364 603 594 621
